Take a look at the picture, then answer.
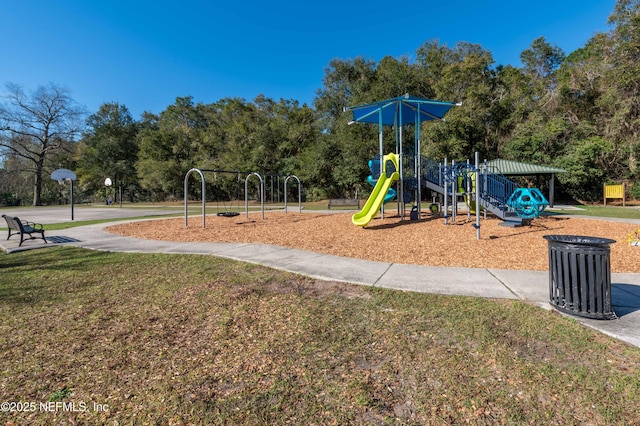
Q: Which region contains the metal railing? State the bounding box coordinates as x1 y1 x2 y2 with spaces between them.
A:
481 169 518 215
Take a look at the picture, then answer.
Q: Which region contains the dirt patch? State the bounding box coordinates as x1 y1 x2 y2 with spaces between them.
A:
106 212 640 273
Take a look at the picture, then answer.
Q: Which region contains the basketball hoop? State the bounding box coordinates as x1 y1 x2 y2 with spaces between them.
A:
51 169 77 221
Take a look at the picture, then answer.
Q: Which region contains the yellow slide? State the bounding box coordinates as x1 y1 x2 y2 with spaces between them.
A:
352 153 399 226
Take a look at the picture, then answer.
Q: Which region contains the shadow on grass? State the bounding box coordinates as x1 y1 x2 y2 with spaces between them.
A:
0 247 119 304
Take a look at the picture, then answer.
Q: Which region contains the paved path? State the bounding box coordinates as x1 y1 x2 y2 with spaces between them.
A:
2 206 640 349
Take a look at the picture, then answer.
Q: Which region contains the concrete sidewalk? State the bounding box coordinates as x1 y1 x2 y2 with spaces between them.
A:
2 213 640 349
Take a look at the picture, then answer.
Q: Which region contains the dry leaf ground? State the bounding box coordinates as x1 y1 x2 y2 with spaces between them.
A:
107 211 640 273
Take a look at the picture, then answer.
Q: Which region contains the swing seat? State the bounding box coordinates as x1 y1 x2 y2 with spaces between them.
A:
217 211 240 217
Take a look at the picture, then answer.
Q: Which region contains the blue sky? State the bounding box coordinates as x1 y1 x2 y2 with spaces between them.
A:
2 1 615 118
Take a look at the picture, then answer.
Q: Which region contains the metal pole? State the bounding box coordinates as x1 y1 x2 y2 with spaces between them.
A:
245 172 265 219
70 179 74 221
284 175 302 213
379 109 384 219
549 174 555 208
475 151 481 240
443 158 448 225
416 105 422 218
451 160 456 223
398 103 404 220
184 168 206 228
184 171 189 227
483 159 488 220
467 159 471 222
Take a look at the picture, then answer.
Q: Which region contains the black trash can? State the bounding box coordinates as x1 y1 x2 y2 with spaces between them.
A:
543 235 617 320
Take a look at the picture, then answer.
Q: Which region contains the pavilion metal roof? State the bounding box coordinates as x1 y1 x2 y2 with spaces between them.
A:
485 159 565 175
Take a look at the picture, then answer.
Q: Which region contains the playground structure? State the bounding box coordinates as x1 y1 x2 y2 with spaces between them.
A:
355 151 551 232
183 168 302 228
345 94 462 225
423 156 550 227
346 94 550 235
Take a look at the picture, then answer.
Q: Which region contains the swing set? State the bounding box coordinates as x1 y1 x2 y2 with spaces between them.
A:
184 168 302 228
213 171 242 217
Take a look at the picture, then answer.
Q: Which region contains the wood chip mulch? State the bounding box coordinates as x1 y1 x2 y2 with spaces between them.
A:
106 212 640 273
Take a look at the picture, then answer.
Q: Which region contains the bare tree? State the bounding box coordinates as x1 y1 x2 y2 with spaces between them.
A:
0 82 86 205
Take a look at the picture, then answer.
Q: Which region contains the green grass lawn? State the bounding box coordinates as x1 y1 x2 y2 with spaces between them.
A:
2 247 640 424
546 204 640 220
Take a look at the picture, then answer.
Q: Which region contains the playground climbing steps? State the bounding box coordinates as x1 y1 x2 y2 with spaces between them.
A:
422 156 548 226
479 170 524 226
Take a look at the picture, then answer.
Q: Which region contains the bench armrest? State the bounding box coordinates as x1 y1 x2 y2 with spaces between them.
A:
21 220 43 230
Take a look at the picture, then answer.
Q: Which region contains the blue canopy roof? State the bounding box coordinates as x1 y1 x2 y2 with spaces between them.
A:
344 95 459 220
345 94 460 125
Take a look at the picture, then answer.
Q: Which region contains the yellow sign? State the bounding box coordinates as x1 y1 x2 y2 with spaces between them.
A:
604 183 625 206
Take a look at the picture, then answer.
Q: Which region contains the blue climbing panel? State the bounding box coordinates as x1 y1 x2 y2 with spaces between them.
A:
506 188 549 219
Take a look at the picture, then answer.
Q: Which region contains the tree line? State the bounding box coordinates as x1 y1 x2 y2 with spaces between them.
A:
2 0 640 206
